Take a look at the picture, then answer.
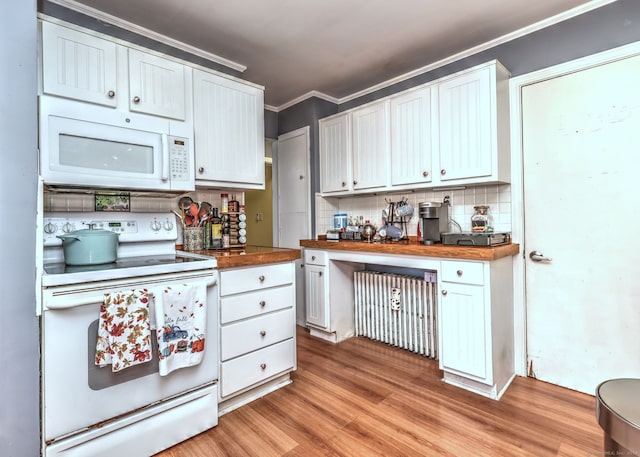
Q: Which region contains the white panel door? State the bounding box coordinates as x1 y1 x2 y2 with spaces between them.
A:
390 87 434 187
351 101 389 190
128 49 186 120
523 54 640 394
277 127 311 326
439 67 492 181
41 21 117 107
319 114 350 193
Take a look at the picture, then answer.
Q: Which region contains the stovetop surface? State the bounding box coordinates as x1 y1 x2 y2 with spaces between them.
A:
42 252 217 287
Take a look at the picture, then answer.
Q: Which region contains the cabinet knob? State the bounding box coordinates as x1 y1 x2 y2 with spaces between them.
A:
132 96 141 103
442 290 448 296
440 169 447 175
341 181 347 187
259 300 266 307
299 175 304 180
311 256 316 261
353 180 358 185
258 275 265 282
456 270 463 276
260 363 267 370
107 90 115 98
260 330 266 337
198 167 205 174
319 271 323 277
422 171 429 177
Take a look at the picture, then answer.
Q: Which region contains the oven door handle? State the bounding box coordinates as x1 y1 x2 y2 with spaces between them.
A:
44 273 217 310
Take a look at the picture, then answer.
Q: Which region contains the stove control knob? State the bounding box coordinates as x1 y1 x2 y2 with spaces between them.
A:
151 220 162 232
62 222 75 233
164 220 174 231
44 222 57 234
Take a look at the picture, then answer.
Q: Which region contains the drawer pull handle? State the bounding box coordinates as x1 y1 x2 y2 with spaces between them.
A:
259 275 265 282
260 363 267 370
259 300 266 307
442 290 448 296
456 270 463 276
260 330 266 337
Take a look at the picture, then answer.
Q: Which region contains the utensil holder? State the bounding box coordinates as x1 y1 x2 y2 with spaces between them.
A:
183 227 204 251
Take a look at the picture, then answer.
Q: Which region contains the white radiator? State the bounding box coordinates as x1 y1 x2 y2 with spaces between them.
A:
354 271 437 359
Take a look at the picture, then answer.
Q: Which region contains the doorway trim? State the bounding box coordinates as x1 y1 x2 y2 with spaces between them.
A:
509 40 640 376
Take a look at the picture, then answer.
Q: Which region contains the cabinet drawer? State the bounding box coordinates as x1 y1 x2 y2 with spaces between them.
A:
220 338 295 398
220 285 294 324
221 308 295 361
304 249 327 266
220 263 293 296
441 261 484 285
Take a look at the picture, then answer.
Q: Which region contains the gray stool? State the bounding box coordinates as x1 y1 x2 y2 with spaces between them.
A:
596 378 640 455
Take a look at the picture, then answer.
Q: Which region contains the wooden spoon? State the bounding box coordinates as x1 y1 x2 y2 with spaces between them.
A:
189 202 199 227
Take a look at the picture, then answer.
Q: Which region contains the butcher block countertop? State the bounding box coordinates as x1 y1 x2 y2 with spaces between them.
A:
187 245 301 269
299 239 520 261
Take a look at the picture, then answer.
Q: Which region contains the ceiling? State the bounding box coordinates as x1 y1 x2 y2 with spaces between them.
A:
58 0 609 109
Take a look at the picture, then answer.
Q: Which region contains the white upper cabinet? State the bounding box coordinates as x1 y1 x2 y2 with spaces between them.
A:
351 101 389 191
438 62 510 184
318 61 510 196
41 22 189 121
319 113 350 194
127 49 187 120
41 21 118 107
193 69 265 189
389 86 435 188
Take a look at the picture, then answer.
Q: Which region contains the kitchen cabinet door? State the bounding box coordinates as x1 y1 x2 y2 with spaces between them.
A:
128 49 187 120
351 101 389 191
390 86 435 188
41 21 118 107
319 113 350 194
305 265 329 330
193 69 265 189
439 282 490 382
438 62 510 185
438 66 493 182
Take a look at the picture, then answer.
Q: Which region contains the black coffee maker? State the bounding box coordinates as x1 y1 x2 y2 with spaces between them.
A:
419 201 449 245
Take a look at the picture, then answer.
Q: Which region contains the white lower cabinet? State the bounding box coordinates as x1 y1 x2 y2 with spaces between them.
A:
438 258 514 399
303 249 362 343
218 262 296 413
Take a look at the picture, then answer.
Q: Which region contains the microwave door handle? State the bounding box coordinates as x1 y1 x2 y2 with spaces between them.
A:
161 134 169 182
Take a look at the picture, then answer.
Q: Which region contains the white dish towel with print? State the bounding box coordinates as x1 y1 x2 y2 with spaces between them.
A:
155 282 207 376
95 289 153 372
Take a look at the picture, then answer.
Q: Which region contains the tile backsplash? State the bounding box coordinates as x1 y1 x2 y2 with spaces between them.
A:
315 184 512 237
43 189 244 214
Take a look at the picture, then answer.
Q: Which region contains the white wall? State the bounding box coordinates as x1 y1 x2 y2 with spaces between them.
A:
0 1 40 455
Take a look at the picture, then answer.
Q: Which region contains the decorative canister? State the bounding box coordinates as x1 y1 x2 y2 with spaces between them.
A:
334 213 347 230
471 205 491 232
183 226 204 251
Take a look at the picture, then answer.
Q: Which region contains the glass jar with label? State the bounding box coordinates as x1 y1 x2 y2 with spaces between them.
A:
471 205 491 232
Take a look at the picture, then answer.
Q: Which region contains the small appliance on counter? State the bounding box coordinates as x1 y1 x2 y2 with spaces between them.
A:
442 231 511 246
419 201 449 245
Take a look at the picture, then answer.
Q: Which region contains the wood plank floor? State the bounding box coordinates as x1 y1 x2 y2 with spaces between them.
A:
156 326 603 457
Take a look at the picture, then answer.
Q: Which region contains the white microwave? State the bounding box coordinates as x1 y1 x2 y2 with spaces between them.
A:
39 96 195 192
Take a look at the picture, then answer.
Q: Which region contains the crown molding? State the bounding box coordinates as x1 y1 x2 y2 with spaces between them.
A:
336 0 619 105
46 0 247 72
271 91 339 112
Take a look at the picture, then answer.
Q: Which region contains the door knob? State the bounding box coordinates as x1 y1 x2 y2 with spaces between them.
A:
529 251 552 262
